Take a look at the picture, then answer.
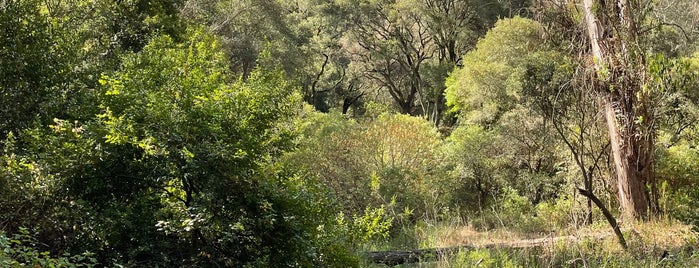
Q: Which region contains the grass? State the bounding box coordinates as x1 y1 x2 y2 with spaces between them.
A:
361 217 699 267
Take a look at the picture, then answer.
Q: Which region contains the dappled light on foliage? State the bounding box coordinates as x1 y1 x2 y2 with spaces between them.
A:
2 0 699 266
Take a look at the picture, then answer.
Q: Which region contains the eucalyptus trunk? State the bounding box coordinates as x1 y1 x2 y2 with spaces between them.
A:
582 0 654 220
602 97 653 220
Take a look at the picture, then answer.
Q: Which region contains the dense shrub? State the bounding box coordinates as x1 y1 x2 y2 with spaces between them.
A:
0 228 96 267
286 110 451 227
0 30 357 267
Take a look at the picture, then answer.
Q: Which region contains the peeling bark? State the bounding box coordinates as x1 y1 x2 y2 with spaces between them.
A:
603 97 650 220
582 0 654 220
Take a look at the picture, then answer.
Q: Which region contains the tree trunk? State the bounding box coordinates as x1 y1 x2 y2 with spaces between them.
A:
582 0 654 220
585 170 593 224
603 97 650 220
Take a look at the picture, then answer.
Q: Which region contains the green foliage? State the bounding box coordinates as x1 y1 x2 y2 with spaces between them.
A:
286 110 451 229
434 242 699 268
84 0 185 54
443 16 569 220
657 141 699 189
1 27 356 266
285 109 369 212
4 0 699 266
441 125 503 208
0 0 75 138
445 16 558 124
182 0 311 77
0 0 191 143
0 228 96 267
442 118 565 214
340 205 394 246
648 53 699 132
651 52 699 230
535 195 589 230
646 0 699 57
668 187 699 231
454 249 516 268
91 28 351 266
469 188 540 232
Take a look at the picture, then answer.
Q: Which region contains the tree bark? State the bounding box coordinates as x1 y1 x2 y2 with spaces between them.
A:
602 97 651 220
582 0 653 220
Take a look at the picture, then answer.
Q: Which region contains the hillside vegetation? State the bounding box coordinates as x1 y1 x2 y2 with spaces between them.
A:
2 0 699 267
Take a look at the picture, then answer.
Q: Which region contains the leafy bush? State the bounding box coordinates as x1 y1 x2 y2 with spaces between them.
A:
442 16 568 213
1 29 358 267
669 188 699 231
535 195 589 230
286 110 450 228
340 205 394 246
0 228 96 267
470 188 539 232
656 127 699 230
441 125 505 210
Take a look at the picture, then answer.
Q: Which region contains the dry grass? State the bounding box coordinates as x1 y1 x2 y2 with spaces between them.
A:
428 217 697 251
362 218 699 267
432 225 550 248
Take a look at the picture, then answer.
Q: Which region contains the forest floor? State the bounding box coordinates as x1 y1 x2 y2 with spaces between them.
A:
366 220 697 265
432 219 693 249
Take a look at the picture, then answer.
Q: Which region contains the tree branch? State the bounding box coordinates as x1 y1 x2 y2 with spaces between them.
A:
577 187 627 249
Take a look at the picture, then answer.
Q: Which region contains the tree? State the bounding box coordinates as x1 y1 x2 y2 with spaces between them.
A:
538 69 611 225
285 109 452 222
341 0 511 123
286 0 368 113
342 0 433 115
0 0 73 140
645 0 699 57
442 125 503 209
87 0 186 55
580 0 655 220
95 30 354 266
445 17 571 211
181 0 371 114
419 0 504 124
1 28 357 266
422 0 498 64
182 0 301 78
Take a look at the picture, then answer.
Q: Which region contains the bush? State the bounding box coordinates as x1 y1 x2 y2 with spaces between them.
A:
535 195 589 230
1 30 359 267
0 228 96 267
669 187 699 231
286 111 449 226
470 188 538 232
